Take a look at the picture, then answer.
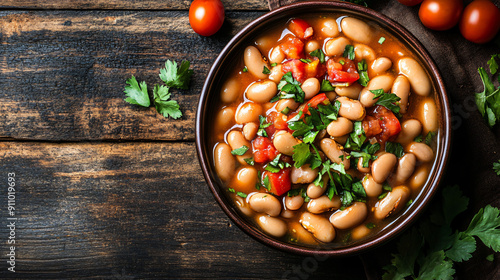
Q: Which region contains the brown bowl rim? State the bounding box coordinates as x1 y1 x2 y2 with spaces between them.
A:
196 0 451 256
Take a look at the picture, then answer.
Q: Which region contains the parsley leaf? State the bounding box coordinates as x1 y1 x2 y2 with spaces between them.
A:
153 84 182 119
357 59 370 87
124 76 151 107
385 142 405 158
244 157 255 166
417 250 455 280
464 205 500 251
343 44 355 60
292 143 312 168
309 49 326 63
494 160 500 175
345 121 366 150
231 145 249 156
475 67 500 127
257 115 271 137
159 60 193 90
320 79 335 91
371 90 402 115
378 37 386 44
273 72 305 103
262 66 271 74
487 54 499 75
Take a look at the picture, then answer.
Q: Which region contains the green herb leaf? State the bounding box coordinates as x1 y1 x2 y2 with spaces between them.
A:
343 44 355 60
244 157 255 166
425 131 436 146
417 250 455 280
320 79 335 91
300 58 312 63
345 121 366 150
276 72 305 103
231 145 249 156
366 223 376 229
378 37 386 44
153 84 182 119
263 66 271 74
287 188 305 197
292 143 312 168
124 76 151 107
309 49 326 63
228 188 235 193
263 175 271 191
475 67 500 127
242 66 248 72
236 192 248 198
446 232 476 262
464 205 500 252
487 54 499 75
257 115 271 137
414 134 423 143
486 254 494 261
357 59 370 87
382 227 423 280
494 160 500 175
385 142 405 158
372 90 402 115
159 60 193 90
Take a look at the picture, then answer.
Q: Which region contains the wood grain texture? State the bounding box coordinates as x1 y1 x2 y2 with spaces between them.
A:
0 0 269 11
0 142 368 279
0 10 263 141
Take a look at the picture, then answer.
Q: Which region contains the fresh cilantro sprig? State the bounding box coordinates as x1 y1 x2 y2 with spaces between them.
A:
350 142 380 167
309 49 326 64
272 72 305 103
382 185 500 279
345 121 366 150
124 59 192 119
493 160 500 176
475 66 500 127
370 89 401 115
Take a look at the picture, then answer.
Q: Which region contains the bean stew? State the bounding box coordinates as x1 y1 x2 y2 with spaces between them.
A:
209 14 440 247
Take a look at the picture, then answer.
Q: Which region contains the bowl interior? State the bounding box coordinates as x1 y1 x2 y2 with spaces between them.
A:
196 1 451 256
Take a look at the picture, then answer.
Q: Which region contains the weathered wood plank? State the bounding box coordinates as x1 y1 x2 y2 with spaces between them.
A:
0 0 269 11
0 142 368 279
0 10 264 141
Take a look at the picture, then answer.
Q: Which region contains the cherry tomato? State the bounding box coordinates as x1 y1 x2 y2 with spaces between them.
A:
189 0 225 36
460 0 500 44
418 0 463 31
397 0 424 6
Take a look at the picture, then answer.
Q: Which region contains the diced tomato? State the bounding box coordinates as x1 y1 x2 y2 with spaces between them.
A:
326 58 359 84
253 136 280 163
364 106 401 143
271 112 289 130
305 58 327 80
280 36 305 60
282 59 307 83
264 168 292 196
302 93 330 115
288 19 313 40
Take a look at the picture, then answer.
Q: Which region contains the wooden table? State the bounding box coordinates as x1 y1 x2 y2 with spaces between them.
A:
0 0 498 279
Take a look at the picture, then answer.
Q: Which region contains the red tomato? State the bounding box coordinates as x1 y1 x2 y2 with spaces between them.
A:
418 0 463 31
288 19 313 40
280 36 305 60
302 93 330 115
282 59 307 83
253 137 280 164
326 58 359 84
397 0 424 6
189 0 225 36
460 0 500 43
264 168 292 196
364 106 401 143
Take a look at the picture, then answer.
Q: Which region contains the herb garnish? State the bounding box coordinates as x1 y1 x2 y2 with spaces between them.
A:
309 49 326 63
357 59 370 86
385 142 405 158
493 160 500 175
370 89 401 115
271 72 306 103
378 37 386 44
343 45 355 60
257 115 272 137
231 145 249 156
320 80 335 91
262 66 271 74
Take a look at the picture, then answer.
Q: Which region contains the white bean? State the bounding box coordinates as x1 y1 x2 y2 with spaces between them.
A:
269 46 285 64
391 75 410 114
354 44 376 61
395 153 416 183
289 222 317 245
329 202 368 230
307 195 341 214
359 75 395 107
407 142 434 162
300 212 336 243
396 119 422 144
301 78 321 100
362 175 383 197
215 107 235 130
337 97 366 121
245 80 278 103
220 78 241 103
244 46 269 79
275 98 299 113
305 40 321 54
291 164 319 184
256 215 287 238
235 102 262 124
284 195 304 211
357 157 371 173
232 167 258 193
268 64 284 83
307 183 327 199
320 138 350 169
320 18 339 37
243 122 258 141
327 117 353 137
409 166 430 190
248 193 281 217
398 57 431 96
374 186 410 219
371 153 397 183
214 143 236 181
273 130 301 156
371 57 392 75
351 224 372 240
341 17 373 44
335 83 363 99
325 37 350 56
420 98 438 133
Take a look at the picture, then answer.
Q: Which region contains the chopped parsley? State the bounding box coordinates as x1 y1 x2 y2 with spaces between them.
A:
244 157 255 166
487 54 499 75
345 121 367 150
385 142 405 158
309 49 326 63
366 223 376 229
300 58 312 63
378 37 386 44
262 175 271 191
494 160 500 175
124 76 151 107
351 142 380 167
242 66 248 72
281 107 291 115
272 72 306 103
257 115 271 137
370 89 402 115
475 64 500 127
357 59 370 87
231 145 249 156
262 66 271 74
270 62 278 67
343 44 355 60
320 80 335 91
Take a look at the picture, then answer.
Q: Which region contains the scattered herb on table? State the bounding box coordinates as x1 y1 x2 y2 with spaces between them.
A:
493 159 500 175
382 185 500 280
124 59 193 119
475 55 500 127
